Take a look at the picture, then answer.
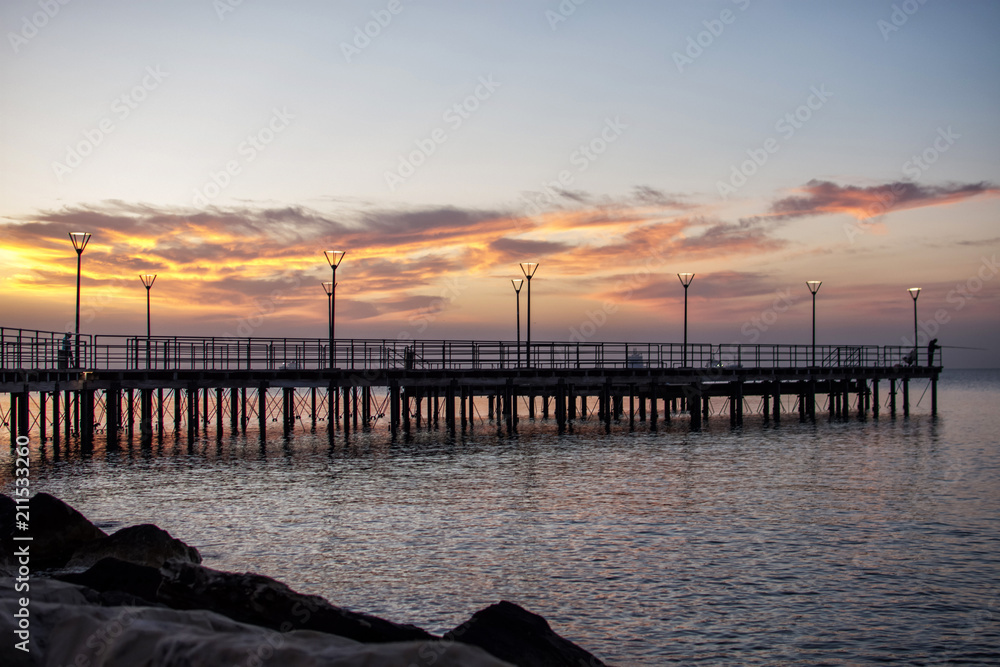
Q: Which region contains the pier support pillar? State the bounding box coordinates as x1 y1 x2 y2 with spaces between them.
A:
257 385 267 438
446 381 456 432
389 381 400 437
52 388 61 448
215 387 224 436
649 383 658 431
689 385 702 430
872 379 880 420
772 382 781 423
902 378 910 417
928 373 937 417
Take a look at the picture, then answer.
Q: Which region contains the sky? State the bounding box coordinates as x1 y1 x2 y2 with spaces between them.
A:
1 0 998 367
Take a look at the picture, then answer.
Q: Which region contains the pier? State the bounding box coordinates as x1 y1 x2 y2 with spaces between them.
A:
1 327 941 445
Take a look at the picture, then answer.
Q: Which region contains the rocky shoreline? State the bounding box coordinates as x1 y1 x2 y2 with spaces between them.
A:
1 493 608 667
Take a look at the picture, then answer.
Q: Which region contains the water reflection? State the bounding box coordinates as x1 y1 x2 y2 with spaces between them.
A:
2 371 998 665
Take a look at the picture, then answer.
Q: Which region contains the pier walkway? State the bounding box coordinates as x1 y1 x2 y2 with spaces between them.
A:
1 327 941 444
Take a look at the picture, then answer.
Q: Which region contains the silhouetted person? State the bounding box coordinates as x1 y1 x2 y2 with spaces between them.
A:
928 338 940 366
58 333 73 369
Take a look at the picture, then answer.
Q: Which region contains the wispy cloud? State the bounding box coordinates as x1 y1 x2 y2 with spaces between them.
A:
766 179 998 220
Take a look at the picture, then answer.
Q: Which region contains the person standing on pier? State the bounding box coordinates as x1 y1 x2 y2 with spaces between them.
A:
58 332 73 369
928 338 940 367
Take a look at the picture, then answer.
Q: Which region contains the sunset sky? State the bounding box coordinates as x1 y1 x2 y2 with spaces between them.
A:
2 0 998 367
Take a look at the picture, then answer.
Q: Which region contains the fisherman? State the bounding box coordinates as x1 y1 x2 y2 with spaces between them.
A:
58 333 73 369
928 338 940 366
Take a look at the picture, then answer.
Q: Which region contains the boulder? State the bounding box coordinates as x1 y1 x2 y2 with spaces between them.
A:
157 560 437 645
0 493 16 575
58 557 165 605
446 600 609 667
24 493 107 570
0 577 515 667
66 523 201 570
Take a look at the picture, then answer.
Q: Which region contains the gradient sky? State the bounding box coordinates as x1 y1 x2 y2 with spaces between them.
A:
2 0 998 367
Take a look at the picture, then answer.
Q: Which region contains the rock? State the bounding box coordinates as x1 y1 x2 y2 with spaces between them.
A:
0 493 16 575
58 557 166 604
0 577 515 667
66 523 201 570
446 600 609 667
24 493 107 570
157 560 437 645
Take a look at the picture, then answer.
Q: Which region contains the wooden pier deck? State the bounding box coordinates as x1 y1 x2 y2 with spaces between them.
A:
2 328 941 445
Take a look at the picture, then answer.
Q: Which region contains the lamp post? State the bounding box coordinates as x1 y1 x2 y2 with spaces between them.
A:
139 274 156 369
322 281 334 367
678 273 694 367
69 232 91 368
908 287 921 363
519 263 538 366
324 251 345 369
807 280 822 367
512 279 523 368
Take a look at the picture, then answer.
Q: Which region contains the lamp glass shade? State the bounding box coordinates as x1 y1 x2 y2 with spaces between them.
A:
324 250 346 268
322 281 334 296
139 273 157 289
908 287 922 300
69 232 91 252
807 280 822 294
511 279 523 293
678 272 695 287
519 262 538 278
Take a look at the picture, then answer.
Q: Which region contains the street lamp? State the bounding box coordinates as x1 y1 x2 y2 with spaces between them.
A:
807 280 822 367
69 232 91 368
140 274 156 369
512 279 523 368
520 262 538 366
324 250 345 368
908 287 921 364
322 281 334 366
678 273 695 367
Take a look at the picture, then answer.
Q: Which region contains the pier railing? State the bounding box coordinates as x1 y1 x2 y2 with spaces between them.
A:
1 327 937 373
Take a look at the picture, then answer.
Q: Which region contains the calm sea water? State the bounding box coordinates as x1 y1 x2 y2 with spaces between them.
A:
4 369 999 665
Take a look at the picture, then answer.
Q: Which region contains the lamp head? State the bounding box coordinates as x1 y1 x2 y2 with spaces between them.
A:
322 281 334 296
69 232 91 253
139 273 157 289
807 280 822 295
512 278 523 293
677 272 695 287
324 250 346 268
908 287 921 301
520 262 538 278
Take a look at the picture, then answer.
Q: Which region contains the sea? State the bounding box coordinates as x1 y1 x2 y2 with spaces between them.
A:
3 368 998 665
